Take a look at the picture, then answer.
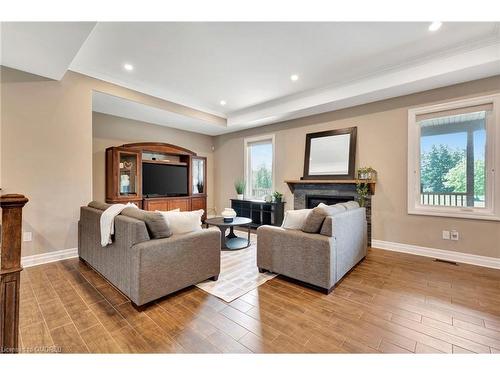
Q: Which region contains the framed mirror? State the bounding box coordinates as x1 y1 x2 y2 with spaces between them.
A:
303 127 357 180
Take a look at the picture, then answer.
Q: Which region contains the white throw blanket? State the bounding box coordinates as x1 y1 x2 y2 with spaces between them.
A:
100 203 138 247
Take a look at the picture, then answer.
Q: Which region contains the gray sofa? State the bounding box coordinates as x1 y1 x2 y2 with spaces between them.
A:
78 205 221 306
257 206 367 293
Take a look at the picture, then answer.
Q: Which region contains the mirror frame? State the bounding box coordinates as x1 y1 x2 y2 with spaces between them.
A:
302 127 357 180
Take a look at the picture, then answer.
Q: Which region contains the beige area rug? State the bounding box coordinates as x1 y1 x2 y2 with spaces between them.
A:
196 232 277 302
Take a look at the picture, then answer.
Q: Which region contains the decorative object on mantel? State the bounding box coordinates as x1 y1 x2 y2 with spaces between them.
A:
221 208 237 223
357 166 377 181
234 179 245 200
356 182 370 207
272 191 283 203
303 127 357 180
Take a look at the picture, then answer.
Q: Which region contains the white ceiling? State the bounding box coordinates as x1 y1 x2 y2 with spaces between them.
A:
92 91 226 136
2 22 500 135
0 22 96 80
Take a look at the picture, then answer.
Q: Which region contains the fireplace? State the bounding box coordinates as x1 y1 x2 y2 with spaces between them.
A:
306 195 355 208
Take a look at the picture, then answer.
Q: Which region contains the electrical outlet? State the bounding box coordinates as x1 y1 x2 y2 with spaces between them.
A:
442 230 450 240
23 231 32 242
450 230 459 241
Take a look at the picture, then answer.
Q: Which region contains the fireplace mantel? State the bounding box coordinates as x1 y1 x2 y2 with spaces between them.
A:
285 179 376 194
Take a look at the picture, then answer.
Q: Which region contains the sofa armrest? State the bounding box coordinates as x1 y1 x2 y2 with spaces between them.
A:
257 225 328 241
134 226 221 250
129 227 221 305
325 208 367 281
257 225 334 288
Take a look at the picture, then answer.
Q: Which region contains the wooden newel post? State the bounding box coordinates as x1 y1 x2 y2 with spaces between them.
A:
0 194 29 354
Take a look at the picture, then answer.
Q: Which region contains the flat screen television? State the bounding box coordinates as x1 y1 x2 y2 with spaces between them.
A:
142 163 188 197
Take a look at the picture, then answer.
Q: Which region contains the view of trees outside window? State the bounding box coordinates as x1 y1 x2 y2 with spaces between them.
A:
248 141 273 199
419 111 486 208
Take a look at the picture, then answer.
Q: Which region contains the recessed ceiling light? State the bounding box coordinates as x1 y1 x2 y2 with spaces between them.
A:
290 74 299 82
428 22 442 32
219 100 226 106
123 63 134 71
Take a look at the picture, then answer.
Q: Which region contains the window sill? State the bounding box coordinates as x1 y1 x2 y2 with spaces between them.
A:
408 208 500 221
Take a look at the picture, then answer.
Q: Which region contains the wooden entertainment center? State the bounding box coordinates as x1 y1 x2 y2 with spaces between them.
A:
105 142 207 219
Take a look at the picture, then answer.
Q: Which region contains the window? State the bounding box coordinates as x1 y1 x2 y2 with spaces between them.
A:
408 95 500 220
244 135 275 200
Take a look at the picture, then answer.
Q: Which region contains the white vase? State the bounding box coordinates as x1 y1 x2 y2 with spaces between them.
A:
221 208 237 218
221 208 237 222
237 194 244 200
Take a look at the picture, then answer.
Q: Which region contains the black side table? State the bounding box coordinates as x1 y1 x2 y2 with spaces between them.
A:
205 217 252 250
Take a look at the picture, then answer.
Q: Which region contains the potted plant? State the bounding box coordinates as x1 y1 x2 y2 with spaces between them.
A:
234 179 246 200
273 191 283 203
357 166 377 181
356 182 369 207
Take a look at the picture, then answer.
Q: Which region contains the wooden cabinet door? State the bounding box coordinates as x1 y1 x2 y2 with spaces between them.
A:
191 197 207 220
168 198 191 211
191 197 206 211
144 200 169 211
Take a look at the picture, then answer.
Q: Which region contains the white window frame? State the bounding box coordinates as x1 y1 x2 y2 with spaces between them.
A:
408 94 500 221
244 134 276 200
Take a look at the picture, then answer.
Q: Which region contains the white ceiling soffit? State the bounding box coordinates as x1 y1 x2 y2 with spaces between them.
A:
92 91 227 136
71 22 500 132
0 22 96 80
228 41 500 129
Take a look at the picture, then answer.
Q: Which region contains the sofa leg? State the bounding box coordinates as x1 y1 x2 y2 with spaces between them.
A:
324 286 335 295
211 275 219 281
258 267 267 273
131 302 147 311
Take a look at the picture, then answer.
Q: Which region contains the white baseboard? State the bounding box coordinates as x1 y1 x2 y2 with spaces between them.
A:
371 239 500 270
21 248 78 268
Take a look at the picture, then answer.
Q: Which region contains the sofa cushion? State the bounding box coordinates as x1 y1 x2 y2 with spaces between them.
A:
121 207 172 239
87 201 175 239
302 203 346 233
281 209 312 230
157 209 204 235
318 202 346 216
340 201 360 210
88 201 112 211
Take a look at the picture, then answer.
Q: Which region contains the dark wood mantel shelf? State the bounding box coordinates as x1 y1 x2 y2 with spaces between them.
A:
285 179 376 195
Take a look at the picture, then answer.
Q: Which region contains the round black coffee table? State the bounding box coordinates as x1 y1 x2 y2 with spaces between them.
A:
205 217 252 250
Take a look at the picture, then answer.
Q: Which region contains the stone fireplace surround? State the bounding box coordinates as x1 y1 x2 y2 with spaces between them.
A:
290 182 372 246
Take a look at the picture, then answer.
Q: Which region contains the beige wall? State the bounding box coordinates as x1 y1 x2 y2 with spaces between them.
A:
92 112 215 213
214 76 500 259
2 62 500 260
1 67 222 257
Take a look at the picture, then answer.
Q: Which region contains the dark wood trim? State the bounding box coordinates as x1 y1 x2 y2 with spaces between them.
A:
302 127 357 180
142 160 188 166
120 142 197 156
1 194 28 354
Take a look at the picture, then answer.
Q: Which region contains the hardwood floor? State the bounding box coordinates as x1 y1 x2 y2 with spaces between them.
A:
18 248 500 353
